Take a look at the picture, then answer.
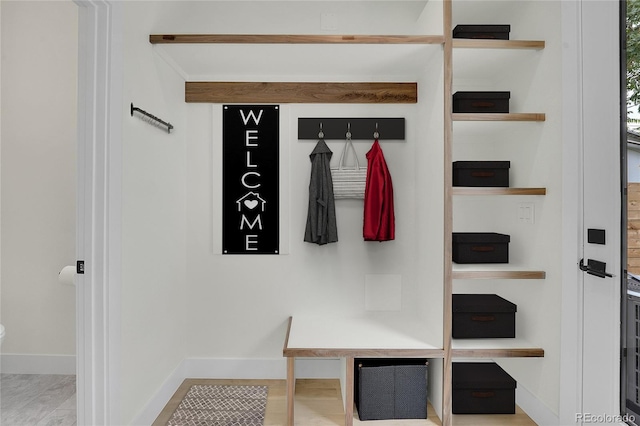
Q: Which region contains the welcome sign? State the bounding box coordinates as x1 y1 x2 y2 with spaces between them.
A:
222 105 279 254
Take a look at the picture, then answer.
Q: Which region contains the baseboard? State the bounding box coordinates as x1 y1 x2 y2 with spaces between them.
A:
184 357 342 379
133 357 341 426
183 358 287 379
0 354 76 375
517 383 560 426
132 360 187 426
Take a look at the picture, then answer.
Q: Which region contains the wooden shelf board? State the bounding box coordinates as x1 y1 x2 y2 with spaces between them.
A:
283 315 444 358
186 82 418 104
151 34 445 45
452 187 546 196
452 270 546 280
284 347 446 358
452 113 546 122
453 39 545 50
452 338 544 358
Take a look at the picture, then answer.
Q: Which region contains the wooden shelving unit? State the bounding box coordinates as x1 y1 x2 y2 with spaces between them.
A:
151 6 548 425
449 16 548 426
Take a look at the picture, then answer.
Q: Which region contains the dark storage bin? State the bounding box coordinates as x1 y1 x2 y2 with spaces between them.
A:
355 359 428 420
453 362 516 414
453 91 511 113
453 24 511 40
452 232 510 264
453 161 510 187
452 294 517 338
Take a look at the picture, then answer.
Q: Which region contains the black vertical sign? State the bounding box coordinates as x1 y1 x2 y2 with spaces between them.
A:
223 105 279 254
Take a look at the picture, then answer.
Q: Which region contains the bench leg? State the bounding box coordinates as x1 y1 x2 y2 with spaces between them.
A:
287 357 295 426
345 357 354 426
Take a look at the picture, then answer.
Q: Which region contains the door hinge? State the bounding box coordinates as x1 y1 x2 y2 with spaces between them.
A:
76 261 85 274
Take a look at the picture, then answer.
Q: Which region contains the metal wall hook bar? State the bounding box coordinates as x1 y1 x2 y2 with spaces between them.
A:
298 118 405 140
131 103 174 134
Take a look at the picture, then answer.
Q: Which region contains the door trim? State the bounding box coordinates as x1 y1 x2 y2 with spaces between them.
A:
559 1 585 422
75 1 123 424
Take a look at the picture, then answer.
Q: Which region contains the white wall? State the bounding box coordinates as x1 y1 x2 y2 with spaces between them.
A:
0 1 77 365
452 0 563 417
179 1 444 359
120 2 189 423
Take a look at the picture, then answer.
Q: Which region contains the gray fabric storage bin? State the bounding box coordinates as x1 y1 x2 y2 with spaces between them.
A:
356 360 428 420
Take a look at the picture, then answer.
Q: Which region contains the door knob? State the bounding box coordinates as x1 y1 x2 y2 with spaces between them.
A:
579 258 614 278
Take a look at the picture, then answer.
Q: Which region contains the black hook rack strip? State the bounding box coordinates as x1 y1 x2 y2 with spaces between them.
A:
298 118 405 140
131 103 174 134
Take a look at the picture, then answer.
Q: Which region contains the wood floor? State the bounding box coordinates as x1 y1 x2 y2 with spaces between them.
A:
153 378 537 426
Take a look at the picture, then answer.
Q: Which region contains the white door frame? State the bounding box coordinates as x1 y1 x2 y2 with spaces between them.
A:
559 0 584 419
560 0 622 424
75 0 122 424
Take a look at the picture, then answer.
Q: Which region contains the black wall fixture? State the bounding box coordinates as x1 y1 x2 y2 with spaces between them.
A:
131 103 174 133
298 118 405 140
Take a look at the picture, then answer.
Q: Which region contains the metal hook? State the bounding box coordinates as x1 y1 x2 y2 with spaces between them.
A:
318 122 324 139
346 122 352 140
374 122 380 139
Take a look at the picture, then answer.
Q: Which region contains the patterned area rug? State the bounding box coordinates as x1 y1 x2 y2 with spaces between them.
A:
167 384 268 426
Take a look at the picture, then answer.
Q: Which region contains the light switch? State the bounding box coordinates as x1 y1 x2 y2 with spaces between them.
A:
321 13 338 31
518 202 535 224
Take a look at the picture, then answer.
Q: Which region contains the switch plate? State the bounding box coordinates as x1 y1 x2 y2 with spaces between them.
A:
518 202 535 224
320 13 338 31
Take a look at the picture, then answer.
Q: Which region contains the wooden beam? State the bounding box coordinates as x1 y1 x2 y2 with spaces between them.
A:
344 357 354 426
185 82 418 104
150 34 444 44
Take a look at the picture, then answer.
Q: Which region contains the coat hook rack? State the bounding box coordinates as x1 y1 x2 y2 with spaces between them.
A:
298 118 405 141
131 103 174 134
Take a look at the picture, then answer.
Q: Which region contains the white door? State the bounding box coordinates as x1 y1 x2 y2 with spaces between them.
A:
579 0 622 420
